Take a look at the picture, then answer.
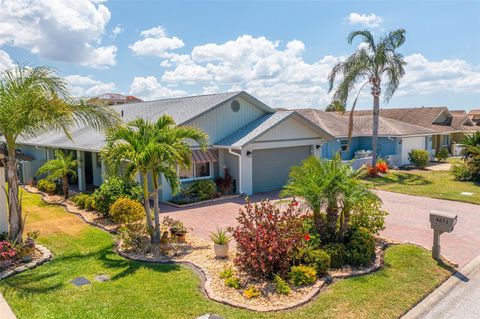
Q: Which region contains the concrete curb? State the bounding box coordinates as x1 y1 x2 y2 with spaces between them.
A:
0 293 16 319
402 254 480 319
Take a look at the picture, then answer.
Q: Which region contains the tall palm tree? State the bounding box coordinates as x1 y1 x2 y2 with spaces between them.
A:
461 131 480 181
102 116 207 243
0 65 119 242
36 150 78 199
328 29 407 165
325 100 345 112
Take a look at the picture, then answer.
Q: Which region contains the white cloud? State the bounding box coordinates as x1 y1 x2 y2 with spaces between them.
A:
346 13 383 27
0 50 14 71
0 0 116 67
111 25 123 38
397 53 480 96
129 76 186 100
65 75 116 97
129 26 184 57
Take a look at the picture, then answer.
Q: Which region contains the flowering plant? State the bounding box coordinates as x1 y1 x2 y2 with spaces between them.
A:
375 160 389 174
231 199 305 279
0 241 16 261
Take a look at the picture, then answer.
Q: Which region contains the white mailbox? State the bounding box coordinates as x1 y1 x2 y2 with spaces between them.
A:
430 211 458 233
429 211 458 261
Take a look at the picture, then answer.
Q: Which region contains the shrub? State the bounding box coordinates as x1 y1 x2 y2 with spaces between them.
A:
92 177 142 217
323 243 348 268
231 199 305 279
37 179 57 194
297 248 330 276
289 265 317 286
375 159 389 174
435 147 450 161
451 163 472 181
224 276 241 289
346 227 376 266
349 196 388 235
118 223 149 250
364 164 378 177
71 194 89 209
408 149 430 168
215 168 233 195
243 285 260 299
274 274 291 295
190 179 217 201
109 197 144 225
219 266 234 279
83 195 96 211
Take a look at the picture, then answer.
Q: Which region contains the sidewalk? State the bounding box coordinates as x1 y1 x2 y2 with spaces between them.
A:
403 254 480 319
0 293 16 319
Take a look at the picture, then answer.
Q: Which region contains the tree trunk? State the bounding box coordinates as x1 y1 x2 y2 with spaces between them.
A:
6 144 21 243
141 173 153 233
371 84 381 166
62 175 69 200
326 201 339 242
151 172 161 244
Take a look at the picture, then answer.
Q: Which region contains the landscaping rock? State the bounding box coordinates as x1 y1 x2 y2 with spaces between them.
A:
94 275 110 282
70 276 91 287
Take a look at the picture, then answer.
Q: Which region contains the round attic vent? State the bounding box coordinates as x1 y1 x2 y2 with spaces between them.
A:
231 99 240 112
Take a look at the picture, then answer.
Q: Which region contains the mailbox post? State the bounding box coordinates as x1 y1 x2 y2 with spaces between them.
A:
429 211 458 261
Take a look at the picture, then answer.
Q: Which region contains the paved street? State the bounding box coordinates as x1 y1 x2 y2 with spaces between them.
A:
160 190 480 268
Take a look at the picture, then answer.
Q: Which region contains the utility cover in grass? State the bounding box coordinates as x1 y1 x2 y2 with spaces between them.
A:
196 314 224 319
70 277 91 287
461 192 474 196
94 275 109 282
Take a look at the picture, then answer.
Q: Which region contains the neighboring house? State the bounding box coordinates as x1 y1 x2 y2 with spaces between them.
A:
297 109 436 167
12 91 331 200
87 93 143 106
468 109 480 124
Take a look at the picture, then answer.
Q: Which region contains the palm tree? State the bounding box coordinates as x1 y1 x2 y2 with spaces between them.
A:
461 132 480 181
36 150 78 199
325 100 345 112
328 29 407 164
281 154 379 242
102 116 207 243
0 65 119 242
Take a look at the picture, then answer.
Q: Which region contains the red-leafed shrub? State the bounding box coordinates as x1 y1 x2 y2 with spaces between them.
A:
375 160 389 174
365 164 378 177
231 199 305 279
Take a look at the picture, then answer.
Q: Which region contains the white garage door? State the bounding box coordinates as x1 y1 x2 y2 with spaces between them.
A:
252 146 311 193
401 137 426 165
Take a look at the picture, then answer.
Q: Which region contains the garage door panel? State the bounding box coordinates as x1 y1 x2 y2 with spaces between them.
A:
401 137 426 165
252 146 311 193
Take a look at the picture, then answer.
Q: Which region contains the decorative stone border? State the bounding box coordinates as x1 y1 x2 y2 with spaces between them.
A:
117 242 388 312
23 186 118 234
0 244 52 280
166 194 241 208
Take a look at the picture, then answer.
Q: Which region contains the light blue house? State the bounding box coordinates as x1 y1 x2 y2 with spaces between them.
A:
298 109 437 167
12 91 331 199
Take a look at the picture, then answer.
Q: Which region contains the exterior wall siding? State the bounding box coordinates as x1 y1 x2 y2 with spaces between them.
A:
185 97 266 145
256 117 320 142
16 145 49 184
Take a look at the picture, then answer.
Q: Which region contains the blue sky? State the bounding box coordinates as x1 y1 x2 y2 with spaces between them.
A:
1 0 479 110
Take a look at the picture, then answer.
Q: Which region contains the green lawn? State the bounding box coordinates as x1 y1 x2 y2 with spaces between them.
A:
0 191 452 319
364 170 480 205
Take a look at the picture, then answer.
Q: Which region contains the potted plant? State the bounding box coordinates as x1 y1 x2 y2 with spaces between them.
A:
25 230 39 250
210 228 231 258
163 217 188 242
0 241 16 269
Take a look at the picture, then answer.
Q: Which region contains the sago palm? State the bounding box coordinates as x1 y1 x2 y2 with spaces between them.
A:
282 154 379 242
329 29 407 165
461 132 480 181
102 116 207 243
0 65 119 242
37 150 78 199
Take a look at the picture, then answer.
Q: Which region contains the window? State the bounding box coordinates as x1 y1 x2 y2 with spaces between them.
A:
179 166 194 180
340 139 348 152
195 162 210 178
179 162 212 180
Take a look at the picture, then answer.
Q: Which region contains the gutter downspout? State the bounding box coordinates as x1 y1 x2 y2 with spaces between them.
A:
228 148 242 194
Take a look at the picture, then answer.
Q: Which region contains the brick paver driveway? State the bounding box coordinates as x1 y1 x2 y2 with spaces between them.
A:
161 190 480 268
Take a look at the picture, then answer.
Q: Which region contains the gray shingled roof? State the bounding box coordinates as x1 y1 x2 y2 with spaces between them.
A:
297 109 436 137
16 91 273 152
214 111 294 148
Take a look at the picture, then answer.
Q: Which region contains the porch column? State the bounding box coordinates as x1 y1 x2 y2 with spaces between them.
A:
240 148 253 195
77 150 86 192
0 160 7 233
100 159 106 184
